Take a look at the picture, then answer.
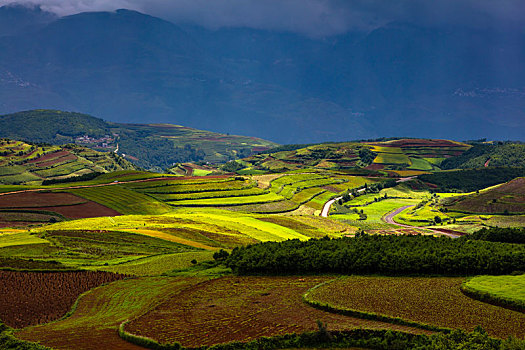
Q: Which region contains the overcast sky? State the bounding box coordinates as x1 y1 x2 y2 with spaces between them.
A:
2 0 525 37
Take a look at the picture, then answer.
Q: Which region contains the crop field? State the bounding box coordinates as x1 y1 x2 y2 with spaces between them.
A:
123 176 233 190
463 275 525 309
153 187 265 201
372 153 411 165
332 199 419 229
0 191 119 226
70 186 171 214
0 192 86 208
305 191 337 211
89 251 216 276
447 177 525 214
39 229 199 264
305 276 525 339
0 230 49 248
135 179 251 194
255 216 340 238
0 210 64 227
168 192 284 206
17 277 205 350
0 141 137 185
124 276 430 348
0 271 127 328
407 157 434 171
28 209 309 249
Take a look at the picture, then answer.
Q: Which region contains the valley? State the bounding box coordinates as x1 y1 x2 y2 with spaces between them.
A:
1 132 524 349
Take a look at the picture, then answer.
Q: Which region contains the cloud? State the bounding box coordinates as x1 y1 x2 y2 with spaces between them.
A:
1 0 524 37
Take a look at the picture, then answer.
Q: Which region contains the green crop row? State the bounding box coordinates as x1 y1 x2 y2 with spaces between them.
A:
124 177 234 190
139 180 254 194
155 187 266 202
70 186 171 214
167 192 284 207
33 161 86 178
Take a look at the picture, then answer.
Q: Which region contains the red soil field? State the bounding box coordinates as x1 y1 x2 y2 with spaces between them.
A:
27 150 70 164
449 177 525 214
307 277 525 339
34 153 77 168
0 271 127 328
16 277 203 350
0 192 86 208
19 148 38 159
0 192 119 224
31 201 120 218
125 276 430 348
365 163 384 170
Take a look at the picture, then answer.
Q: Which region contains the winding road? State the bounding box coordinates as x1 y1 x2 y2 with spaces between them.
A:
382 205 461 238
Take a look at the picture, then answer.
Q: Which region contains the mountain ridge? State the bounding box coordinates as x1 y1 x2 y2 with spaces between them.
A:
0 5 524 143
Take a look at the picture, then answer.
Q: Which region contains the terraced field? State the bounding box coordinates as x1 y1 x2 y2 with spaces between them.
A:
0 139 136 185
305 276 525 339
124 276 430 348
70 186 171 215
446 177 525 214
17 277 205 350
0 191 119 227
462 274 525 311
1 271 127 328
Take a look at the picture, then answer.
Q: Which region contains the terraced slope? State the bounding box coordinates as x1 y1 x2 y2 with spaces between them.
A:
446 177 525 214
238 138 471 174
0 110 278 169
0 139 135 185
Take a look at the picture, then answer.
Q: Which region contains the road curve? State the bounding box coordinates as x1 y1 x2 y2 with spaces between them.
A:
321 196 342 217
383 205 415 225
382 205 461 238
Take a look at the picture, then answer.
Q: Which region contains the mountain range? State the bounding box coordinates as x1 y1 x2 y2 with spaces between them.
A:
1 4 524 144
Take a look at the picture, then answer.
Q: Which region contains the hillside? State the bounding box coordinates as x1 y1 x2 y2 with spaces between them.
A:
237 138 471 174
0 139 135 185
440 143 525 169
444 177 525 214
0 110 278 169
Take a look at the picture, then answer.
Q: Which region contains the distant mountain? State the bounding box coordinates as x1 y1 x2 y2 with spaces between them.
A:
0 3 57 36
0 110 278 170
0 6 524 143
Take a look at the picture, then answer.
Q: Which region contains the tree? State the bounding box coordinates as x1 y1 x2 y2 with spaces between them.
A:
434 216 442 224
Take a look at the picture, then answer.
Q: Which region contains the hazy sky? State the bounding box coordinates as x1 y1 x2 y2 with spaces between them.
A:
2 0 525 37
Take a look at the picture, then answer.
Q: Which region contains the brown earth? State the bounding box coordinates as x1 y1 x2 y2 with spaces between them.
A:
125 276 431 348
0 271 127 328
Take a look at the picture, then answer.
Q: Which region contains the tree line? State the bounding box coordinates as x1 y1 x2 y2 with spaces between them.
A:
225 231 525 275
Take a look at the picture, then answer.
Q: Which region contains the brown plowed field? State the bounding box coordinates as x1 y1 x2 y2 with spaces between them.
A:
449 177 525 214
17 277 203 350
306 276 525 339
34 154 77 168
126 276 431 348
0 271 127 328
0 192 86 208
0 192 119 225
27 150 70 164
30 201 120 218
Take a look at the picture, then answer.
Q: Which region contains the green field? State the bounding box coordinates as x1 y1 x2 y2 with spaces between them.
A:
154 187 265 201
463 275 525 310
88 251 216 276
0 231 49 248
16 277 205 350
168 192 284 206
69 185 171 214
